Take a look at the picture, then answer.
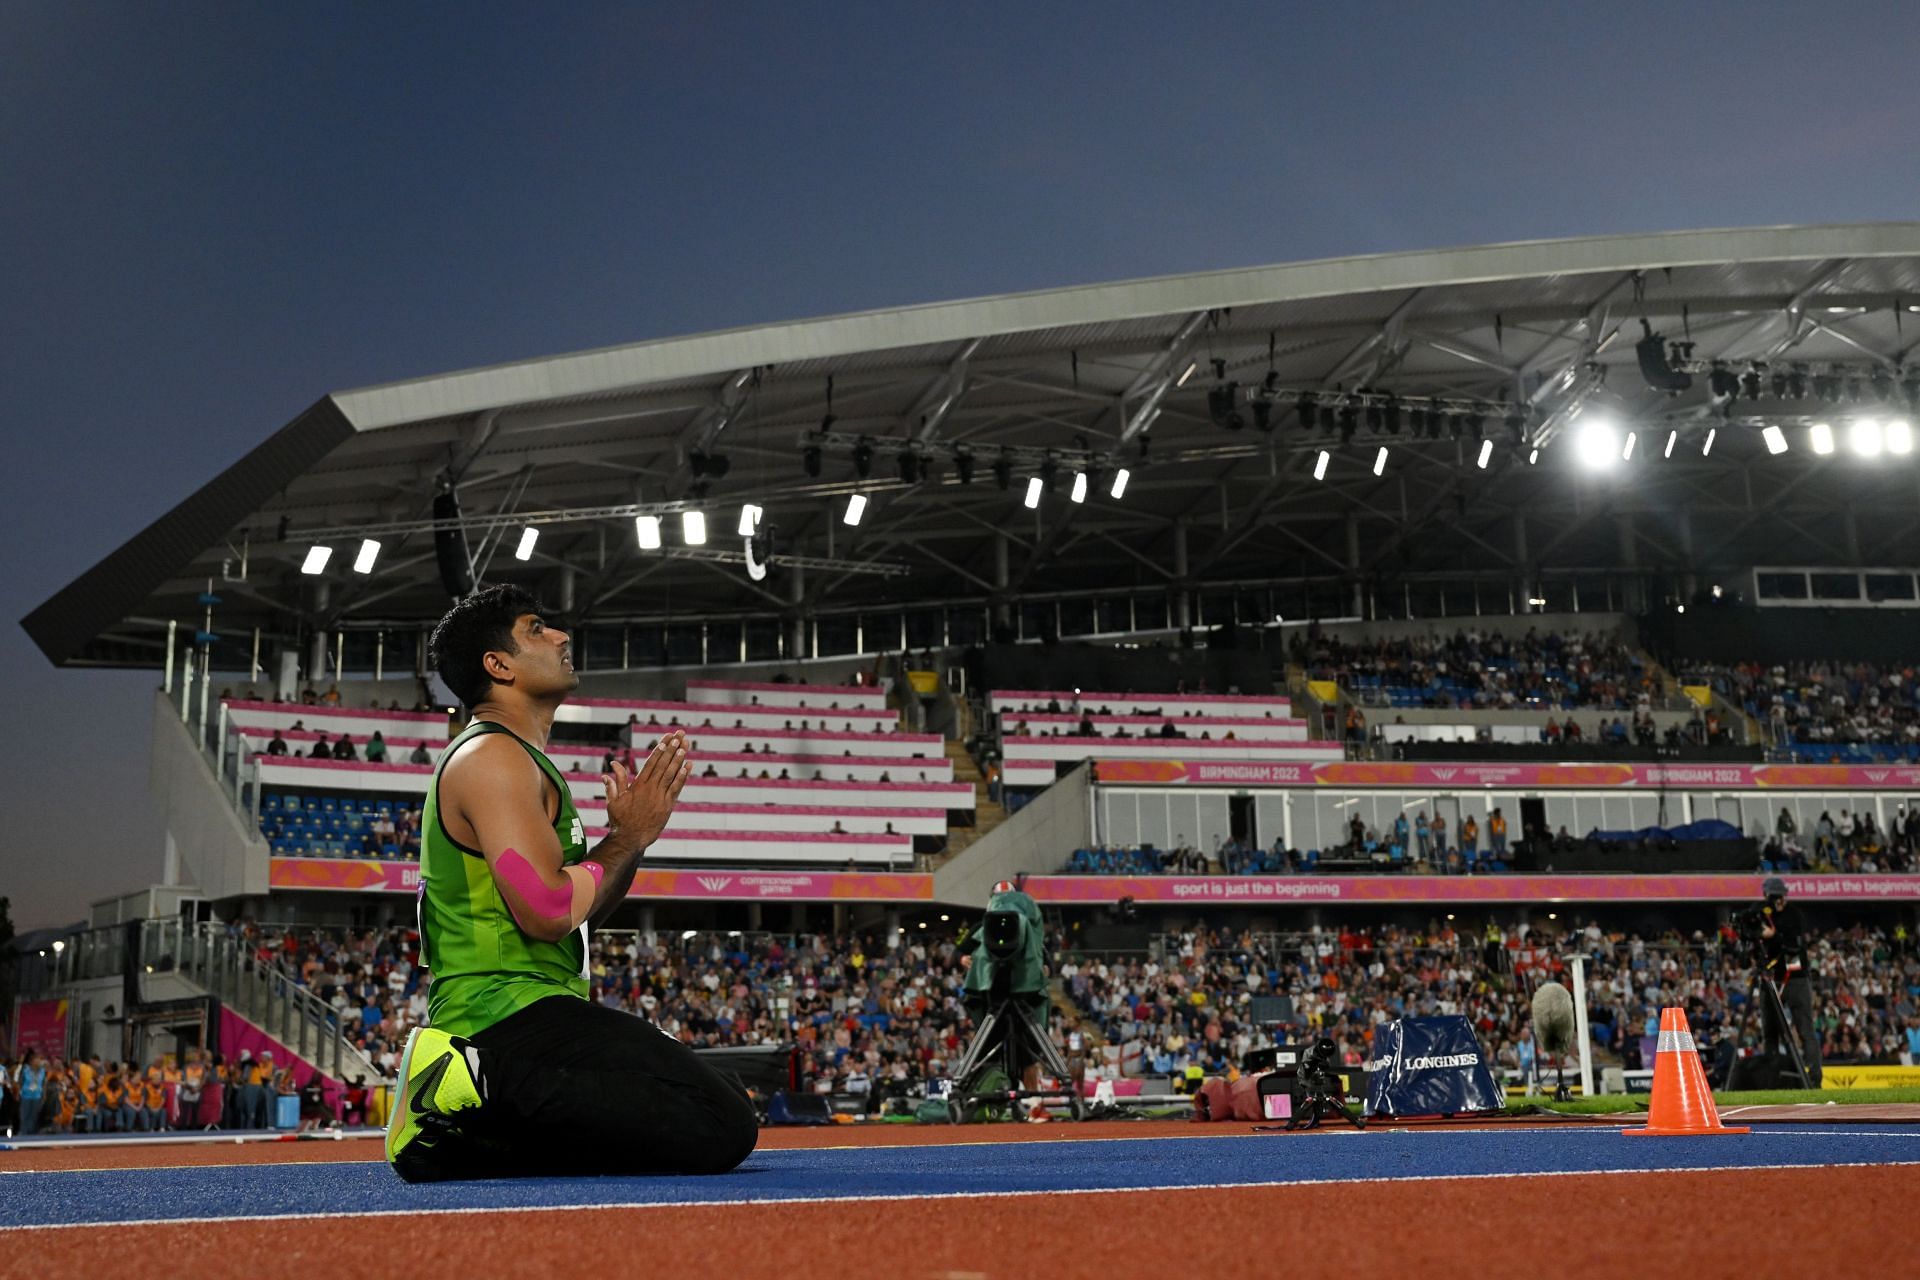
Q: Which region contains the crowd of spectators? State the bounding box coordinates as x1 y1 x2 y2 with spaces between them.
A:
0 1045 355 1136
1682 659 1920 754
1061 919 1920 1085
1065 811 1517 877
1761 804 1918 874
1303 628 1656 712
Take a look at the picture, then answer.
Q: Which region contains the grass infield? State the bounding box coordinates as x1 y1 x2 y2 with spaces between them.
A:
1511 1086 1920 1115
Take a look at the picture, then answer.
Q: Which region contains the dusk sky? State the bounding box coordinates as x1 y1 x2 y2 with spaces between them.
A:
5 2 1919 928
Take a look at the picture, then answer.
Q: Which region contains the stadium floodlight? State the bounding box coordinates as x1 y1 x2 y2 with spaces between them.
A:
1176 360 1198 387
1372 445 1388 476
1475 439 1493 470
635 514 662 550
1070 471 1088 504
514 526 539 561
1622 431 1637 461
843 493 867 526
1575 416 1621 469
1664 430 1677 459
1849 418 1883 457
1313 449 1330 481
1887 420 1913 455
1528 448 1539 465
1809 422 1835 455
1702 428 1717 457
352 539 381 574
682 510 707 545
1109 467 1130 499
300 545 332 575
1023 476 1043 509
1763 425 1789 456
737 503 763 537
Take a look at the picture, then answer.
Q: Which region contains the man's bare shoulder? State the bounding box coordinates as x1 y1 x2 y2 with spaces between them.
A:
439 730 542 798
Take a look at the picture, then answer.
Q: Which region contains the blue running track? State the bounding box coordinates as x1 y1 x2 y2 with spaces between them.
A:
4 1126 1918 1230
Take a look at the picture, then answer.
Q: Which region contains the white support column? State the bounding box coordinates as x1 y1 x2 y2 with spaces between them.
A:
1569 954 1595 1097
164 620 178 694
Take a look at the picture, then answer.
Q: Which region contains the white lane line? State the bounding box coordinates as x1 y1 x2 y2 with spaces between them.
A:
3 1159 1918 1233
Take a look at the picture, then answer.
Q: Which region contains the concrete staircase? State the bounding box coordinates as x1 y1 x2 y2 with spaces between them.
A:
929 740 1008 869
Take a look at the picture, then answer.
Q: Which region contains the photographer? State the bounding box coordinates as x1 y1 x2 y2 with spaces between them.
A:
1755 876 1822 1086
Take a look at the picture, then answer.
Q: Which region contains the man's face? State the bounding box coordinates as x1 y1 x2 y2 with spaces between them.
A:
491 613 576 698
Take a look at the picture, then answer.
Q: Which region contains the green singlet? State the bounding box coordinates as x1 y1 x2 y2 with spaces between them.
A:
419 720 591 1037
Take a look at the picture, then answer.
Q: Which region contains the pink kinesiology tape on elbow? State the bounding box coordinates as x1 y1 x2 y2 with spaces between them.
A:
494 847 577 931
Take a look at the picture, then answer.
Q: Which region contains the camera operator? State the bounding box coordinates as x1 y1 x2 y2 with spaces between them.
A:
1756 876 1822 1086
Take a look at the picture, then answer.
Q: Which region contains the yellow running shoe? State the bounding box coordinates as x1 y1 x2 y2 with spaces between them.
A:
385 1026 483 1178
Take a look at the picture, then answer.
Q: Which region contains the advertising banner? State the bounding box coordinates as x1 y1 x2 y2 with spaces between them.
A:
1365 1016 1505 1117
12 998 69 1058
1095 759 1920 790
1014 873 1920 904
1817 1064 1920 1090
268 858 933 902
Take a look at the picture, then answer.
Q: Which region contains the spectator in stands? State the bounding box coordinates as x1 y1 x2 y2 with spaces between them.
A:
140 1065 166 1131
701 763 719 778
1431 812 1449 858
1414 811 1431 860
177 1051 207 1129
831 820 847 834
1778 808 1797 839
1461 814 1479 861
331 734 357 761
1489 809 1508 859
1393 812 1410 853
365 732 387 763
778 768 790 780
1077 712 1096 736
1544 716 1562 743
307 738 331 759
266 731 289 756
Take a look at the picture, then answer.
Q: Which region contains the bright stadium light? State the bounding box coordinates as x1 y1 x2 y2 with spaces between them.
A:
514 526 539 561
1528 448 1539 465
1888 419 1913 455
1176 360 1198 387
843 493 867 526
1475 439 1493 470
1109 468 1130 499
682 510 707 545
1575 417 1620 469
1849 418 1883 457
737 503 763 537
1070 471 1088 504
1664 429 1677 459
1809 422 1834 455
1313 449 1330 481
1763 425 1789 455
1702 428 1717 457
351 539 381 574
1622 431 1637 461
1024 476 1043 509
635 515 662 550
1372 445 1388 476
300 545 332 575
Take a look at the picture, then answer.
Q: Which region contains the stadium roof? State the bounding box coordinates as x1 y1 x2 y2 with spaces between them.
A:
25 222 1920 668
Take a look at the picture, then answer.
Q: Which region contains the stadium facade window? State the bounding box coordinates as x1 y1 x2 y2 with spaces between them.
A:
1018 601 1052 640
1864 573 1917 602
744 618 783 662
341 631 380 676
1059 599 1095 636
664 624 703 665
1755 571 1810 600
582 625 621 670
947 606 986 646
705 620 743 663
1574 576 1611 613
1132 595 1168 631
1810 572 1861 602
627 625 666 667
904 609 942 649
1442 581 1478 617
1306 581 1347 620
815 615 857 656
1096 598 1130 634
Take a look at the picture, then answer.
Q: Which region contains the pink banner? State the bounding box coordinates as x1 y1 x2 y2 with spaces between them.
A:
219 1009 341 1114
269 858 934 901
1021 873 1920 904
12 998 69 1058
1095 760 1920 790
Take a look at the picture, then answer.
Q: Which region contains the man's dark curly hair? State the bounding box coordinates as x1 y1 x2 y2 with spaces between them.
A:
429 583 549 711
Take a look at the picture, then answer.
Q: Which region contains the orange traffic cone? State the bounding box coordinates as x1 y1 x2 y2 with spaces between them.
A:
1624 1007 1748 1136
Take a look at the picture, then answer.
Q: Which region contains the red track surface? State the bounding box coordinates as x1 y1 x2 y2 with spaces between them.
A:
1 1166 1906 1279
1 1123 1903 1278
